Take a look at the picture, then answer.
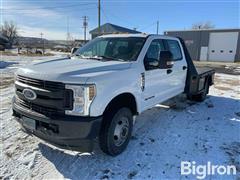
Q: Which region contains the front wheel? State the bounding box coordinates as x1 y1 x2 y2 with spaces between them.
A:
99 107 133 156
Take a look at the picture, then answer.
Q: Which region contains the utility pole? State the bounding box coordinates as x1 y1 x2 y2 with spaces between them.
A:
156 21 159 35
67 16 71 42
40 32 44 54
98 0 101 36
82 16 88 42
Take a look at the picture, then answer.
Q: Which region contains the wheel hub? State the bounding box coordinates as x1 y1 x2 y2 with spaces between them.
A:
113 117 129 146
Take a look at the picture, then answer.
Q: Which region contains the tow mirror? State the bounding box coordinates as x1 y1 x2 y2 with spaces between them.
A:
159 51 174 69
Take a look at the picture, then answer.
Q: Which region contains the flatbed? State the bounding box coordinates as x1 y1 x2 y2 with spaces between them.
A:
178 37 215 101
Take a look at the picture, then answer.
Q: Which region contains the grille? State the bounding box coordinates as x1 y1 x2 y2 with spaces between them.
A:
16 75 65 90
15 97 64 117
15 75 73 117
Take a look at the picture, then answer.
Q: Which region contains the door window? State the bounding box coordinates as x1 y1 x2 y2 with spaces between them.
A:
165 40 182 61
144 39 165 70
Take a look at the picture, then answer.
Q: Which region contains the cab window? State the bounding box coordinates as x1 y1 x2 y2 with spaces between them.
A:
144 39 165 70
165 40 182 61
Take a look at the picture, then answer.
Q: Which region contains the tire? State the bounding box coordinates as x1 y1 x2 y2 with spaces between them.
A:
189 82 209 102
99 107 133 156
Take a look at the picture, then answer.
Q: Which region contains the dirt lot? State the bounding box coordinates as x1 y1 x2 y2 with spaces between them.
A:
0 56 239 179
194 61 240 75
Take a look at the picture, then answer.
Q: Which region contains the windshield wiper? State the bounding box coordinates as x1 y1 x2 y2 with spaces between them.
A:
95 55 126 62
74 55 126 62
73 55 102 61
85 56 103 60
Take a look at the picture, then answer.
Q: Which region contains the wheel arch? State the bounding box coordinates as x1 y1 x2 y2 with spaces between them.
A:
103 92 138 117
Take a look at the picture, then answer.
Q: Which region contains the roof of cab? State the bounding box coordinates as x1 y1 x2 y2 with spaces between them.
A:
98 33 178 40
99 33 148 38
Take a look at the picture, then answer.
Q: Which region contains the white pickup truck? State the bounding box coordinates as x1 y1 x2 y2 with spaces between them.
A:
13 34 215 156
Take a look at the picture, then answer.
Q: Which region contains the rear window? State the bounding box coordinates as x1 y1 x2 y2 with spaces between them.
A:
166 40 182 61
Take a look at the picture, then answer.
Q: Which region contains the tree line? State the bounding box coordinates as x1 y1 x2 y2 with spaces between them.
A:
0 20 215 49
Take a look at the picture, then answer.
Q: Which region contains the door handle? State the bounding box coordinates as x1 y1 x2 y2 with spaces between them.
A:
167 69 172 74
183 66 187 70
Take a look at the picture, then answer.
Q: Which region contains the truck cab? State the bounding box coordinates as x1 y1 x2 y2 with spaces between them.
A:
13 34 214 156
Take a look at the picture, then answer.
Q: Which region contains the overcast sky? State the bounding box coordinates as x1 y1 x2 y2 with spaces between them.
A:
1 0 239 40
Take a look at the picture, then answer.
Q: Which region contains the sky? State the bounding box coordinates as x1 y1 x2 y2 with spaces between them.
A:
1 0 239 40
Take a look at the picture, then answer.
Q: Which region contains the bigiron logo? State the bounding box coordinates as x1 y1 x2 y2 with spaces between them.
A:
181 161 236 179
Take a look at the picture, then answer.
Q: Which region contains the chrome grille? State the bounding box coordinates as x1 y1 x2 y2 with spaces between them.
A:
16 75 65 90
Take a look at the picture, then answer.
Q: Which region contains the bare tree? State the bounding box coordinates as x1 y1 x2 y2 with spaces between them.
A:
66 35 79 51
192 21 215 30
0 21 19 47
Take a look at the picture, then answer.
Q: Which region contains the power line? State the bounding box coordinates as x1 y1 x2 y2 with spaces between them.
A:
1 3 96 11
100 6 109 23
67 17 71 42
100 7 137 28
139 21 157 31
1 7 97 15
99 7 158 33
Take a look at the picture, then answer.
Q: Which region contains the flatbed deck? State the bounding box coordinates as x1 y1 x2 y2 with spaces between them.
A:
196 67 215 77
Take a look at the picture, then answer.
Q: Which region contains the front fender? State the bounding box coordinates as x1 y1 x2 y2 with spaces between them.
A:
89 77 141 117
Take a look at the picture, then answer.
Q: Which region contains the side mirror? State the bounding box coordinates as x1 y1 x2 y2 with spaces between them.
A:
159 51 174 69
144 58 160 70
148 61 159 67
71 47 79 55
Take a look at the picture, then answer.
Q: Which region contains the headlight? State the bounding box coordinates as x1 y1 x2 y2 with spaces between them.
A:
65 84 96 116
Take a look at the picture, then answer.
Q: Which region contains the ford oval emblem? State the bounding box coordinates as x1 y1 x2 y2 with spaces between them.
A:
23 89 37 100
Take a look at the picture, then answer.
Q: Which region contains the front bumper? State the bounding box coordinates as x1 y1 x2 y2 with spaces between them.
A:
12 96 102 152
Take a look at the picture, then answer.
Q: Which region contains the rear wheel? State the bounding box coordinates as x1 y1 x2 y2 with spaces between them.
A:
99 107 133 156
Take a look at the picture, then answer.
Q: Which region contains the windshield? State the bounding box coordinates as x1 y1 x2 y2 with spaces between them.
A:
74 37 146 61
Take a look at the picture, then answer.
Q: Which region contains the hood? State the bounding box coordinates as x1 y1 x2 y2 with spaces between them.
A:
17 57 132 84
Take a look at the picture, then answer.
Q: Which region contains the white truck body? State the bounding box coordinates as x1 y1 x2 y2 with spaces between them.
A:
17 34 187 116
13 34 214 155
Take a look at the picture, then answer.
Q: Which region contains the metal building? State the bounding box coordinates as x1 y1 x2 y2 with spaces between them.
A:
90 23 140 39
164 29 240 62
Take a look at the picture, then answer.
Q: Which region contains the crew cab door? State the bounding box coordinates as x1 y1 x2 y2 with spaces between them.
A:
163 39 187 94
141 38 187 110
